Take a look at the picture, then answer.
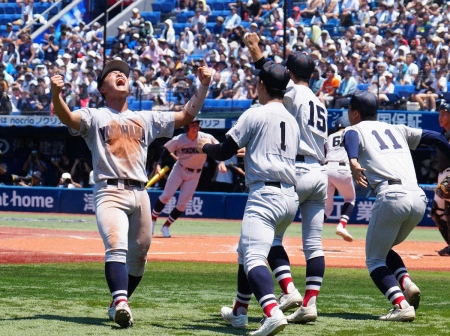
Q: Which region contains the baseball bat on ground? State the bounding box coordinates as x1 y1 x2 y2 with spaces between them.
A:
145 166 170 189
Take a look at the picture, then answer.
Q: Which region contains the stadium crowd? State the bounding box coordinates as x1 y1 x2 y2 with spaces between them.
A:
0 0 449 187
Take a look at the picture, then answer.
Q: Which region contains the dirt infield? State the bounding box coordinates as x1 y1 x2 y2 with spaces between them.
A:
0 226 447 270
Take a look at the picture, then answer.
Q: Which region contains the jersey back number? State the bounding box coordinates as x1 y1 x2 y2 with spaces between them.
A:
307 101 327 134
371 129 402 150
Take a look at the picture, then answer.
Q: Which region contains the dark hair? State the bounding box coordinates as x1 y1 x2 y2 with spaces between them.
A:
265 83 285 100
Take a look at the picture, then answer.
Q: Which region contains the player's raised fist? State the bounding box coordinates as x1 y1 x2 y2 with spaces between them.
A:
197 137 212 154
243 32 260 49
50 75 65 96
197 66 212 86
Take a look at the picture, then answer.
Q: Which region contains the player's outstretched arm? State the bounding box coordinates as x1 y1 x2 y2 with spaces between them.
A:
51 75 82 130
243 33 264 64
174 66 212 129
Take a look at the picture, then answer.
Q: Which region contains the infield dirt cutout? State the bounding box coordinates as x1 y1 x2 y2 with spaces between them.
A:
0 224 447 270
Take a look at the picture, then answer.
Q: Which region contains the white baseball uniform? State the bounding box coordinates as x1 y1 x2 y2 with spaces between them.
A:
344 121 427 272
70 106 174 275
226 102 299 271
274 83 328 261
158 131 219 211
324 129 355 219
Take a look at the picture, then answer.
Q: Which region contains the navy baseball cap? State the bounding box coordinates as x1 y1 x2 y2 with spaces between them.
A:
350 90 379 116
97 60 130 88
252 61 290 90
282 52 315 79
439 102 450 112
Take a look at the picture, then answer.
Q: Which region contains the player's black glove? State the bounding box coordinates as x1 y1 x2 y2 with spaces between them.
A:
436 174 450 199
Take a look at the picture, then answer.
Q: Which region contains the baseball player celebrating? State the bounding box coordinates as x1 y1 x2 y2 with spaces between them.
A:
431 103 450 256
324 116 355 242
151 119 226 238
198 61 300 336
343 90 450 321
245 33 327 324
50 60 212 328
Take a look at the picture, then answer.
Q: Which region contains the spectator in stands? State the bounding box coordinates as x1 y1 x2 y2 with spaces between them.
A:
22 150 47 182
340 0 359 26
129 8 144 28
229 0 248 21
332 68 357 108
288 6 301 24
141 21 153 39
17 0 33 27
161 19 176 47
309 67 324 94
10 84 21 113
247 0 262 22
113 25 127 49
224 6 242 30
18 33 35 66
405 52 419 82
35 94 50 114
211 16 225 37
0 80 11 114
70 157 92 188
57 172 82 188
317 66 340 106
301 0 323 19
61 81 76 109
147 38 163 64
215 72 242 100
58 30 70 51
0 162 13 185
377 71 395 102
196 0 211 19
158 38 174 57
42 34 59 63
18 170 43 187
74 83 89 108
190 7 207 34
404 14 418 42
1 23 16 46
128 33 141 52
395 60 412 85
412 60 436 110
209 71 225 99
414 45 429 73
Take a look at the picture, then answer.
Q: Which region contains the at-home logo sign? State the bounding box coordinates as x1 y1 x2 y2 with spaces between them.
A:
0 190 54 209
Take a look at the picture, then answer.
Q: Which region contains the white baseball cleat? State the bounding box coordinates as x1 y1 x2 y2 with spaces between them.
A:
378 304 415 322
278 289 303 312
336 223 353 242
220 306 248 328
404 282 421 310
160 225 171 238
287 304 318 324
249 308 287 336
113 301 134 328
108 301 114 321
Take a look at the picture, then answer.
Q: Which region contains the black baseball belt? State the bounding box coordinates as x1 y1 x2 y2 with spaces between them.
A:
179 163 202 173
107 179 142 187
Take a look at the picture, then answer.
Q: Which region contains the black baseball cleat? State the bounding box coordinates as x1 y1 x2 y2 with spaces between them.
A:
438 246 450 256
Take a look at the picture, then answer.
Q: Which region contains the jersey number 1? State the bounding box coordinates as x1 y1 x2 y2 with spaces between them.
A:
280 121 286 151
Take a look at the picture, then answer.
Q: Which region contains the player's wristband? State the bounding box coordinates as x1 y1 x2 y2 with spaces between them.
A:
185 83 208 117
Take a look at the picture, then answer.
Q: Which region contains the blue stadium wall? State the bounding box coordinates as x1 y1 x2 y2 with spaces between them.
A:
0 186 437 227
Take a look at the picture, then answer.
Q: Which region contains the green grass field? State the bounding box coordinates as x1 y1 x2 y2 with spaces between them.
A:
0 213 448 336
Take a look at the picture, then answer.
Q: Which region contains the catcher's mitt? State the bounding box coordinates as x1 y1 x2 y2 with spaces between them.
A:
436 174 450 199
